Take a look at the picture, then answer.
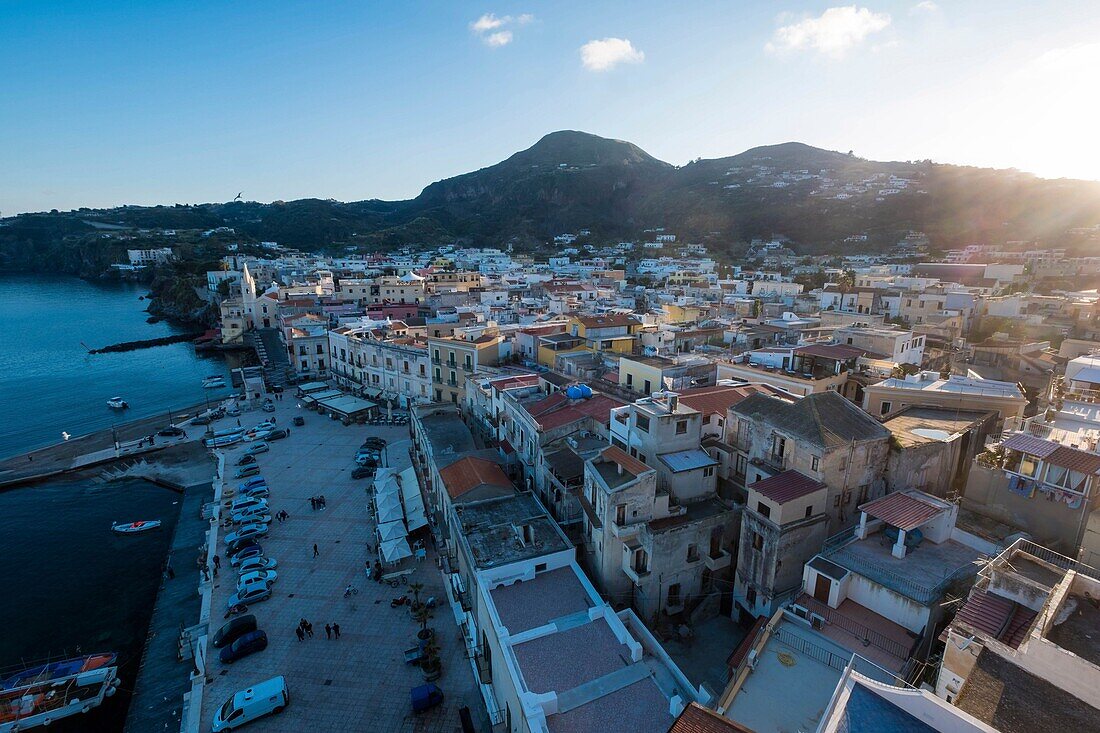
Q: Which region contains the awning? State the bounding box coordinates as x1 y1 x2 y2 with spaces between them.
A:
380 536 413 564
376 519 408 543
859 491 946 532
400 466 427 532
377 500 404 525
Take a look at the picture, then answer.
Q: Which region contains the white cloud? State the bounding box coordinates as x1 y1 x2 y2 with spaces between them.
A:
485 31 513 47
766 6 891 58
469 13 534 46
910 1 939 13
579 38 645 71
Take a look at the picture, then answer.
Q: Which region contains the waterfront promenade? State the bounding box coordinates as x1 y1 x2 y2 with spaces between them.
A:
195 399 485 731
0 401 211 488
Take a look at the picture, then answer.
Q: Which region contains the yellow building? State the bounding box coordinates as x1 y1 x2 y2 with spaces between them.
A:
567 313 641 354
427 331 503 404
662 303 705 324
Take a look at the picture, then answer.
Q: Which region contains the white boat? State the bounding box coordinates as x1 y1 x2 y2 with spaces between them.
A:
0 653 120 732
106 397 128 409
202 375 227 389
111 520 162 534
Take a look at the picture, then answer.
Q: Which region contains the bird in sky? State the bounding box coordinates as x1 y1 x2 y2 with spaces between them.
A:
234 192 242 201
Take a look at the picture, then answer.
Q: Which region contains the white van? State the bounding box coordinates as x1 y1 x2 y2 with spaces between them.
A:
211 675 288 731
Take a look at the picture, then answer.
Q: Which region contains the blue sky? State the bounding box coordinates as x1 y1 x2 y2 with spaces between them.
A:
2 1 1099 214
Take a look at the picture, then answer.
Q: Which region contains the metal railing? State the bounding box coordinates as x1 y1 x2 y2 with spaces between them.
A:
772 624 851 674
1009 538 1100 582
795 595 911 661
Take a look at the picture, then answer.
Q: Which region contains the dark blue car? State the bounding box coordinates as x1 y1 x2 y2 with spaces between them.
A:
219 630 268 663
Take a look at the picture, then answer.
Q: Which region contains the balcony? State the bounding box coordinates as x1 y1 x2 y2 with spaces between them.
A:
610 519 641 540
623 559 651 584
704 548 732 571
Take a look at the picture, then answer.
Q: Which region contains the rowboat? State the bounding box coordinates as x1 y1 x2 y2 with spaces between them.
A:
111 520 162 534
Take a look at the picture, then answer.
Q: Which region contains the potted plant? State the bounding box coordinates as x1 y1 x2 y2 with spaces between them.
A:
413 604 435 642
420 638 443 682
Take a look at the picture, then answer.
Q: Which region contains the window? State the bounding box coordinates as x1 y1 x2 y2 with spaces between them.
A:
703 466 714 478
880 401 892 416
316 344 324 354
615 504 626 525
635 414 650 433
675 420 688 435
687 544 699 562
772 435 786 460
751 532 763 551
626 373 634 387
746 587 757 607
805 505 813 518
757 502 771 519
811 456 820 472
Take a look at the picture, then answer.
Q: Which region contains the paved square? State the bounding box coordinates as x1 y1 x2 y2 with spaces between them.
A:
198 399 483 732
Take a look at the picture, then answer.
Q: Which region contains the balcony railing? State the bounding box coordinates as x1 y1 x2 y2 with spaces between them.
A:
794 595 912 661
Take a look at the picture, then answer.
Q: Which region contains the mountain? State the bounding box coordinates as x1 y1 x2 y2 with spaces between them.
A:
4 131 1100 272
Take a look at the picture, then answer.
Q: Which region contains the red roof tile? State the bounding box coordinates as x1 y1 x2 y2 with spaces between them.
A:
750 470 826 504
795 343 869 360
438 457 512 499
670 703 757 733
597 445 652 478
678 384 778 418
859 491 945 532
954 589 1036 649
1045 446 1100 475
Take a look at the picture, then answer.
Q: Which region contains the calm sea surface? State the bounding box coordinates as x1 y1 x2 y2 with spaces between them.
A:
0 274 234 458
0 276 226 730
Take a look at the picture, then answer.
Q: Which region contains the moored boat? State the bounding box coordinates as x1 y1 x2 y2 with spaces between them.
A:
111 520 162 534
202 375 227 389
0 653 120 731
106 397 128 409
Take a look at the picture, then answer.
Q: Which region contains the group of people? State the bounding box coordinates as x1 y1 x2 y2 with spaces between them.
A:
274 509 290 522
295 617 341 641
309 495 327 510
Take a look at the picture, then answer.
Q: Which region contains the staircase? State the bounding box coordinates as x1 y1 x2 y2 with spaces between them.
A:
247 328 295 388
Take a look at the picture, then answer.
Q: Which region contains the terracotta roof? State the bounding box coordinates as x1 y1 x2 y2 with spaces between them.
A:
669 703 757 733
858 491 945 532
1000 433 1059 458
954 590 1036 649
525 392 625 431
438 457 512 499
678 384 780 417
1045 445 1100 475
597 445 652 478
573 313 639 329
750 470 826 504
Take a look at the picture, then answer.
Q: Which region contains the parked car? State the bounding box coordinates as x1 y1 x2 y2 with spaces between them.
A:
229 545 264 567
234 465 261 478
238 486 269 500
228 496 267 513
292 416 305 426
266 428 289 441
226 583 271 610
226 406 242 417
227 534 264 557
236 454 257 467
361 437 387 449
158 426 186 438
237 556 278 574
355 454 379 468
233 513 271 527
211 676 288 732
212 615 257 649
219 630 268 664
225 523 269 545
351 466 375 480
238 569 278 587
261 401 276 413
191 414 213 426
243 442 269 456
238 477 267 491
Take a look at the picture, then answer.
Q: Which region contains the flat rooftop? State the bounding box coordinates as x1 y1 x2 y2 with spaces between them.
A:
724 619 897 733
828 533 982 604
417 409 476 457
490 566 593 634
882 407 992 448
1045 591 1100 666
455 493 572 570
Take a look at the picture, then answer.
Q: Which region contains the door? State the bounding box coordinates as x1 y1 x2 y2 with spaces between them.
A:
813 574 832 603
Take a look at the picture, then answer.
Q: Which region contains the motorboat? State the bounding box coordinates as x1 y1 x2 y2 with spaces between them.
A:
106 397 128 409
0 653 120 731
111 520 162 534
202 375 227 389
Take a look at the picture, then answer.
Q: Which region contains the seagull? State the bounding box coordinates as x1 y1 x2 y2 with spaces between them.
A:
234 192 242 201
62 431 70 441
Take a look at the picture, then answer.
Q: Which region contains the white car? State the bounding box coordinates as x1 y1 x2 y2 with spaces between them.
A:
232 512 272 526
237 556 278 574
228 496 267 514
224 523 269 545
238 569 278 588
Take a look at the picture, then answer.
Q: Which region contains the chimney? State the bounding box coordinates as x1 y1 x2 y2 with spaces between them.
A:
668 392 679 412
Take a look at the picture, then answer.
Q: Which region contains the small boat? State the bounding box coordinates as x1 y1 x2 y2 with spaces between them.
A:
202 375 227 389
0 653 120 731
111 520 162 534
106 397 129 409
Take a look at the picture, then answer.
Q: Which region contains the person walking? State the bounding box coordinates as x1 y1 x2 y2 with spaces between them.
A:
304 621 313 638
313 543 319 558
325 623 332 639
295 626 305 642
333 623 341 640
213 555 221 570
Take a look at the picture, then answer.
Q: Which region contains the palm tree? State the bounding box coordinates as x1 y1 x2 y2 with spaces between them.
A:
413 604 434 641
409 581 425 613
